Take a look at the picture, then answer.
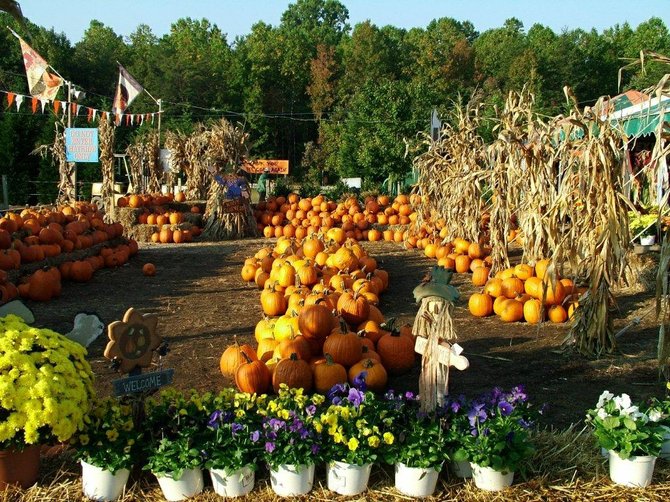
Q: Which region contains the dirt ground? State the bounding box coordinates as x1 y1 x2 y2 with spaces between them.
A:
29 238 667 429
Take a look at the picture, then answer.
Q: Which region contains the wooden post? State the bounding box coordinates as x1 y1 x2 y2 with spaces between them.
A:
1 175 8 211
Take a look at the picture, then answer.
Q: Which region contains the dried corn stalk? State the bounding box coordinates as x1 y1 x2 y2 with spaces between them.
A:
126 142 144 194
183 125 211 200
98 113 115 218
164 130 188 188
145 130 162 193
413 99 485 243
549 90 631 356
32 121 72 205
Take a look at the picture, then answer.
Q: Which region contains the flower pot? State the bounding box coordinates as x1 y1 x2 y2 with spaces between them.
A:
0 444 40 490
608 450 656 488
470 463 514 491
640 235 656 246
269 463 314 497
660 427 670 460
326 461 372 496
394 462 441 498
81 460 129 501
155 468 204 501
209 465 255 498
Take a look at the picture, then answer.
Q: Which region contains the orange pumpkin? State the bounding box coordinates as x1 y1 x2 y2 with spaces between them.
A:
468 293 494 317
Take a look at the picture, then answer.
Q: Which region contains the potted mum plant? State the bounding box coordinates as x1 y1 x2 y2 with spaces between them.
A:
460 386 539 491
203 389 265 498
143 389 209 501
261 385 324 497
320 380 393 496
382 390 446 498
442 395 472 478
586 391 666 487
71 397 141 501
0 314 95 489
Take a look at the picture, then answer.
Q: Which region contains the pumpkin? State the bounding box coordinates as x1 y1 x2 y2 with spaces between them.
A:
356 320 387 344
241 263 258 282
298 302 335 341
142 263 156 277
272 353 313 392
454 255 472 273
235 354 271 394
70 260 94 282
376 327 415 375
514 263 534 281
220 339 258 377
499 299 524 322
523 299 543 324
337 289 370 326
348 358 387 392
255 317 276 342
273 334 311 360
323 320 363 367
534 259 551 280
548 305 568 323
501 277 525 299
260 286 287 316
471 266 490 286
468 293 494 317
257 338 280 361
540 278 566 306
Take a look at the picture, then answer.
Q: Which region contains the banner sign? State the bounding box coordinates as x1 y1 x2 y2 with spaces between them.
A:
221 198 247 214
65 128 99 162
243 159 289 175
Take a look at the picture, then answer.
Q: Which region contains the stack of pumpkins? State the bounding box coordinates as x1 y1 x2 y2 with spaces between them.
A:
254 193 418 242
225 234 416 394
0 203 139 303
467 259 581 324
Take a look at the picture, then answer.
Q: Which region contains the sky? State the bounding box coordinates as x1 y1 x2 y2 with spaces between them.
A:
18 0 670 43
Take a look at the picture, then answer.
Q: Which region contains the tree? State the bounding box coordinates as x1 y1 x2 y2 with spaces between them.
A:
473 18 527 93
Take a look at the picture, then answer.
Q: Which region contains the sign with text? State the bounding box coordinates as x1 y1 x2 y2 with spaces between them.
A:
65 128 99 163
243 159 289 175
112 368 174 395
221 198 247 214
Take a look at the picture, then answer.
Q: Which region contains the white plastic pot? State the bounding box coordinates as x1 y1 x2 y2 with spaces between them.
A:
209 465 255 498
326 461 372 496
609 450 656 488
470 463 514 491
155 468 204 501
81 460 129 501
269 463 315 497
394 462 441 498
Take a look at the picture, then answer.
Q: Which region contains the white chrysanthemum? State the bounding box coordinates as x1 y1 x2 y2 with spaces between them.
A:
596 390 614 408
613 393 631 411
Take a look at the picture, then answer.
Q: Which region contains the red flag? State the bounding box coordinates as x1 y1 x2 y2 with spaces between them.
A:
6 93 15 107
113 65 143 116
31 97 38 113
54 100 61 114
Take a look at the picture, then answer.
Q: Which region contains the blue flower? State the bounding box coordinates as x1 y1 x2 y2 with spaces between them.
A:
311 444 320 455
265 441 276 453
328 383 348 402
347 388 365 407
231 423 244 435
208 410 223 429
498 401 514 417
250 430 260 442
306 405 316 416
352 372 368 391
405 391 416 401
510 385 527 404
467 403 487 427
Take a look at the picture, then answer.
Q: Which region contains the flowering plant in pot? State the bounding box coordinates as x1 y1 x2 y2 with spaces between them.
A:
459 386 540 491
0 314 95 488
381 390 447 498
70 397 141 500
442 394 473 477
260 385 324 497
319 378 394 495
586 391 666 487
203 389 265 497
143 389 209 500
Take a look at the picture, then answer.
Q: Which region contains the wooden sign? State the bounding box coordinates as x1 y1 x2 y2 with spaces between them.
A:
113 368 174 396
414 337 469 371
243 159 289 175
104 308 162 374
221 198 247 214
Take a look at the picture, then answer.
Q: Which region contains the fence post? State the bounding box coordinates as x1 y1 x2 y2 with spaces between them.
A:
1 175 8 210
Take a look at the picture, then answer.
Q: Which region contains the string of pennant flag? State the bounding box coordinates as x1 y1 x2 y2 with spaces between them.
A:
0 89 161 126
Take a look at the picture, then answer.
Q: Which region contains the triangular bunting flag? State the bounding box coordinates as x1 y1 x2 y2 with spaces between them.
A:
60 101 67 115
93 109 98 121
31 97 38 113
15 95 24 111
87 107 93 122
151 113 155 124
125 114 131 126
139 114 144 125
40 98 47 113
76 104 82 116
54 100 61 114
6 93 15 107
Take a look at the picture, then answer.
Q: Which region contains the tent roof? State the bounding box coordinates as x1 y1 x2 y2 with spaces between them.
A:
606 92 670 138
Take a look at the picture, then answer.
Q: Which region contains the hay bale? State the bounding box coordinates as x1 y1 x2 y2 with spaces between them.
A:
115 207 144 228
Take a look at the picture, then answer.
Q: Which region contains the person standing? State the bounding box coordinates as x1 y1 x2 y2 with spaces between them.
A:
257 168 269 202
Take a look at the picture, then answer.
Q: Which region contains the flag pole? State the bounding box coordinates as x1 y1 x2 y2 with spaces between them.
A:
143 88 162 147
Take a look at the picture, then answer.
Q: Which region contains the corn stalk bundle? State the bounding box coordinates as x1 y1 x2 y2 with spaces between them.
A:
183 125 211 200
549 91 631 356
485 91 538 273
413 100 485 242
144 131 162 193
98 114 115 218
126 142 144 194
203 119 258 240
164 130 188 188
32 121 72 205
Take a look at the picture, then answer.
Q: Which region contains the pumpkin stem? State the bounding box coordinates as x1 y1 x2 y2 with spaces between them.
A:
338 317 349 334
324 353 334 365
362 358 374 369
241 351 253 364
289 352 299 361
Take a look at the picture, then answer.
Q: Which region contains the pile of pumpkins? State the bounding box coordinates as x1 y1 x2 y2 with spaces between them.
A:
0 203 140 303
467 259 581 324
254 193 419 242
117 191 189 208
224 235 416 394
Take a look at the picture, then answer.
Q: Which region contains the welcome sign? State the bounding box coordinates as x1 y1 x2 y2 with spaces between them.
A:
65 128 99 162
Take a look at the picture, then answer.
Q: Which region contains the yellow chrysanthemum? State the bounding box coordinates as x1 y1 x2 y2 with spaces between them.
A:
348 437 359 451
383 432 394 445
368 435 380 448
